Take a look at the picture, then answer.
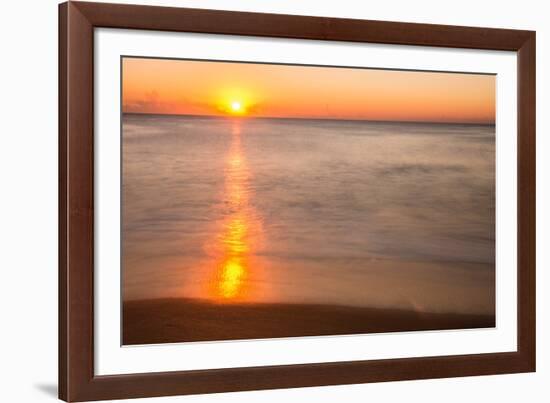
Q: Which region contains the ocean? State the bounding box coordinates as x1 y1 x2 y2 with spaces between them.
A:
122 113 495 316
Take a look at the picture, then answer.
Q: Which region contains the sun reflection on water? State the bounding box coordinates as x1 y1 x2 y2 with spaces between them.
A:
207 121 262 301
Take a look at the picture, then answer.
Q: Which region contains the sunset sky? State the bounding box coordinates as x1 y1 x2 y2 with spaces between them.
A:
122 57 495 124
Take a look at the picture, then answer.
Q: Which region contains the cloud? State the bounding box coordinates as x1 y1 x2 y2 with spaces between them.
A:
124 90 183 114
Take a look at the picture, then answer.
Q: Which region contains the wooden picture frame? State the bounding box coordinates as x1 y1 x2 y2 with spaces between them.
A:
59 1 536 401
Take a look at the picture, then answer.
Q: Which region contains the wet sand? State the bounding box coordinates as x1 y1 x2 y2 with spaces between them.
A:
122 298 495 345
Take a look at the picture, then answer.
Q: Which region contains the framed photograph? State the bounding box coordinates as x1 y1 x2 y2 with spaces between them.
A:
59 1 536 401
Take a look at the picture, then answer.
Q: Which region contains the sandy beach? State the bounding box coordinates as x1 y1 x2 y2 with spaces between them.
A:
123 298 495 345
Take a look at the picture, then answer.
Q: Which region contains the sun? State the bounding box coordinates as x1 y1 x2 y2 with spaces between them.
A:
218 95 249 116
230 101 242 113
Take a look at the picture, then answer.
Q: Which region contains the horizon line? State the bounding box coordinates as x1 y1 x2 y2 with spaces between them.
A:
122 111 496 126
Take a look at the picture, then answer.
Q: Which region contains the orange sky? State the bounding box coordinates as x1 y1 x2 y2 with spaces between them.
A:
122 57 495 124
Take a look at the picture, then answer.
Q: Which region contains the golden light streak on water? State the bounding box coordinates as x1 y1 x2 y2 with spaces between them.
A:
206 120 262 301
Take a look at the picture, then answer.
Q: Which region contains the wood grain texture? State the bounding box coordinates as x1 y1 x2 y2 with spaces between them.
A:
517 32 536 369
59 1 536 401
58 4 68 401
74 1 532 50
59 2 95 400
